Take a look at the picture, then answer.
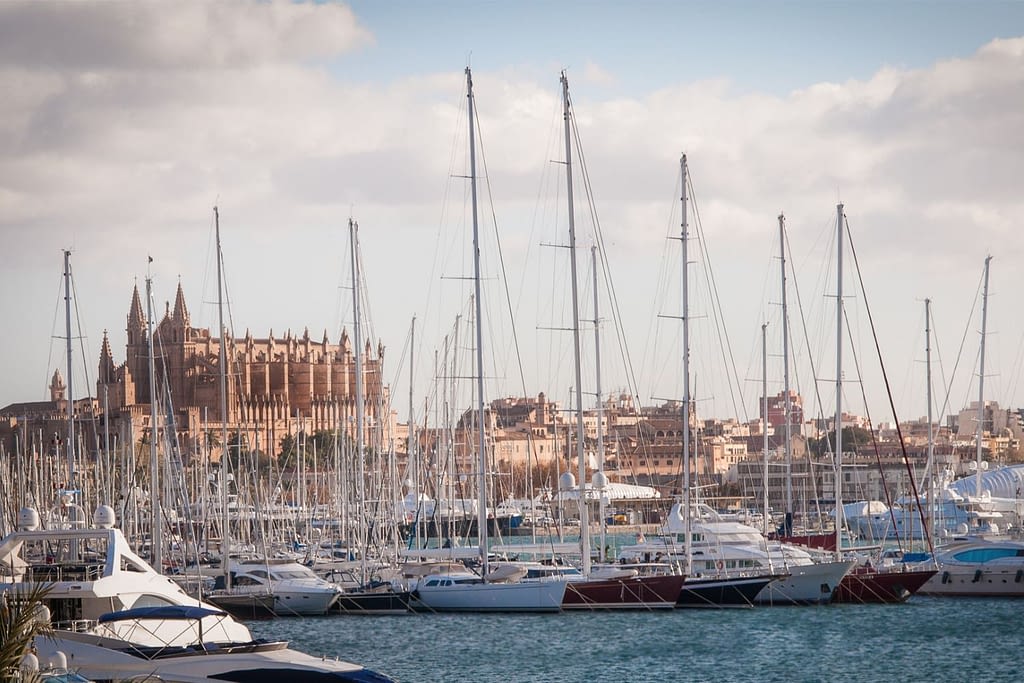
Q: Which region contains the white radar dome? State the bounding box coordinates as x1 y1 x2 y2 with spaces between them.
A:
17 507 40 531
43 651 67 670
93 505 116 529
21 653 39 672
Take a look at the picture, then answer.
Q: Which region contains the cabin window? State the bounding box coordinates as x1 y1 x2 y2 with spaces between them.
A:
133 594 177 609
953 548 1023 563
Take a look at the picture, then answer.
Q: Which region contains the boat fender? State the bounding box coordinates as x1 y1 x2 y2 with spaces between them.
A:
941 571 950 584
972 569 983 583
1015 569 1023 583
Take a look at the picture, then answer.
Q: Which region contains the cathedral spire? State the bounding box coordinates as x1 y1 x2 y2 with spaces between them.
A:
98 329 115 382
172 280 190 326
127 283 146 345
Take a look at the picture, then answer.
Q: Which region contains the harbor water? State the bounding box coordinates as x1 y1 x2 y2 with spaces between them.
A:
247 596 1023 682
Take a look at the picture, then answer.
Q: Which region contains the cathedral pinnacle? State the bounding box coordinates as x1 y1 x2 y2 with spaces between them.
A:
99 330 115 381
127 284 146 345
172 281 190 326
128 284 145 328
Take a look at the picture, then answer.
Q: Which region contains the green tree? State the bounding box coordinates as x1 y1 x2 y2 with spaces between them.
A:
0 582 52 681
807 426 875 457
225 432 274 472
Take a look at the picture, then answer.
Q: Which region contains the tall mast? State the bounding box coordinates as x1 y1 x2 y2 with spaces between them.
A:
350 217 367 583
779 213 794 536
409 316 420 550
761 322 769 536
592 245 607 563
680 154 692 574
925 298 935 541
146 269 162 571
215 206 231 589
561 71 591 576
63 250 76 491
975 256 992 504
833 203 845 561
466 67 489 574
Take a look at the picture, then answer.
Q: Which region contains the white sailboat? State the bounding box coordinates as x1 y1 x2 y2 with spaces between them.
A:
549 72 684 610
408 67 566 613
669 154 778 608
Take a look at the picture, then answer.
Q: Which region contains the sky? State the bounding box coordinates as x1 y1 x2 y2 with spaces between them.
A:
1 0 1023 431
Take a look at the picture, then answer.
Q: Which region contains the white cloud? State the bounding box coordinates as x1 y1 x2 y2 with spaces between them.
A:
0 2 1021 426
582 61 617 87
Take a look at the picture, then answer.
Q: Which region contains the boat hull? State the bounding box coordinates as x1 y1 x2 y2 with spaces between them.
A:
754 560 856 606
676 575 777 608
37 631 395 682
335 590 413 615
206 592 276 620
562 574 685 610
411 580 566 613
919 566 1024 596
833 568 937 603
269 588 340 616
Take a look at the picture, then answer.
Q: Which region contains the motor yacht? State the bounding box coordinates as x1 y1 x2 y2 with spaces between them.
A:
0 504 393 682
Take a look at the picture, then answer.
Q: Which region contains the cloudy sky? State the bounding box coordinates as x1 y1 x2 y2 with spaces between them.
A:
2 0 1023 432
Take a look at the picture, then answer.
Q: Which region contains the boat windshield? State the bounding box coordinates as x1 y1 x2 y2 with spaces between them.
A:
272 569 318 580
952 547 1024 563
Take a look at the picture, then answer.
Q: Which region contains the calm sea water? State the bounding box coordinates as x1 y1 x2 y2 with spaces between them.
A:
247 596 1023 683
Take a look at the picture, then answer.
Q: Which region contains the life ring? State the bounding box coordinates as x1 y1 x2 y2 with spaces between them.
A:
716 560 724 571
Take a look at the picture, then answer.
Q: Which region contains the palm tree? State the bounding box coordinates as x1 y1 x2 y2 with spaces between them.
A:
0 582 52 681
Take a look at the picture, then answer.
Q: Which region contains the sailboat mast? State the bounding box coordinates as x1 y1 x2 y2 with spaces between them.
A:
466 67 489 573
561 72 591 575
63 250 76 491
146 270 162 571
761 322 769 536
409 316 420 550
779 213 794 535
350 217 367 584
975 256 991 503
833 203 845 561
592 246 607 563
680 154 692 574
215 206 231 589
925 298 935 542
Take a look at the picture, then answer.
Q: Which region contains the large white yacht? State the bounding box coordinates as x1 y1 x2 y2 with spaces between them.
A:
618 503 854 605
845 468 1006 542
0 505 394 682
914 536 1024 596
